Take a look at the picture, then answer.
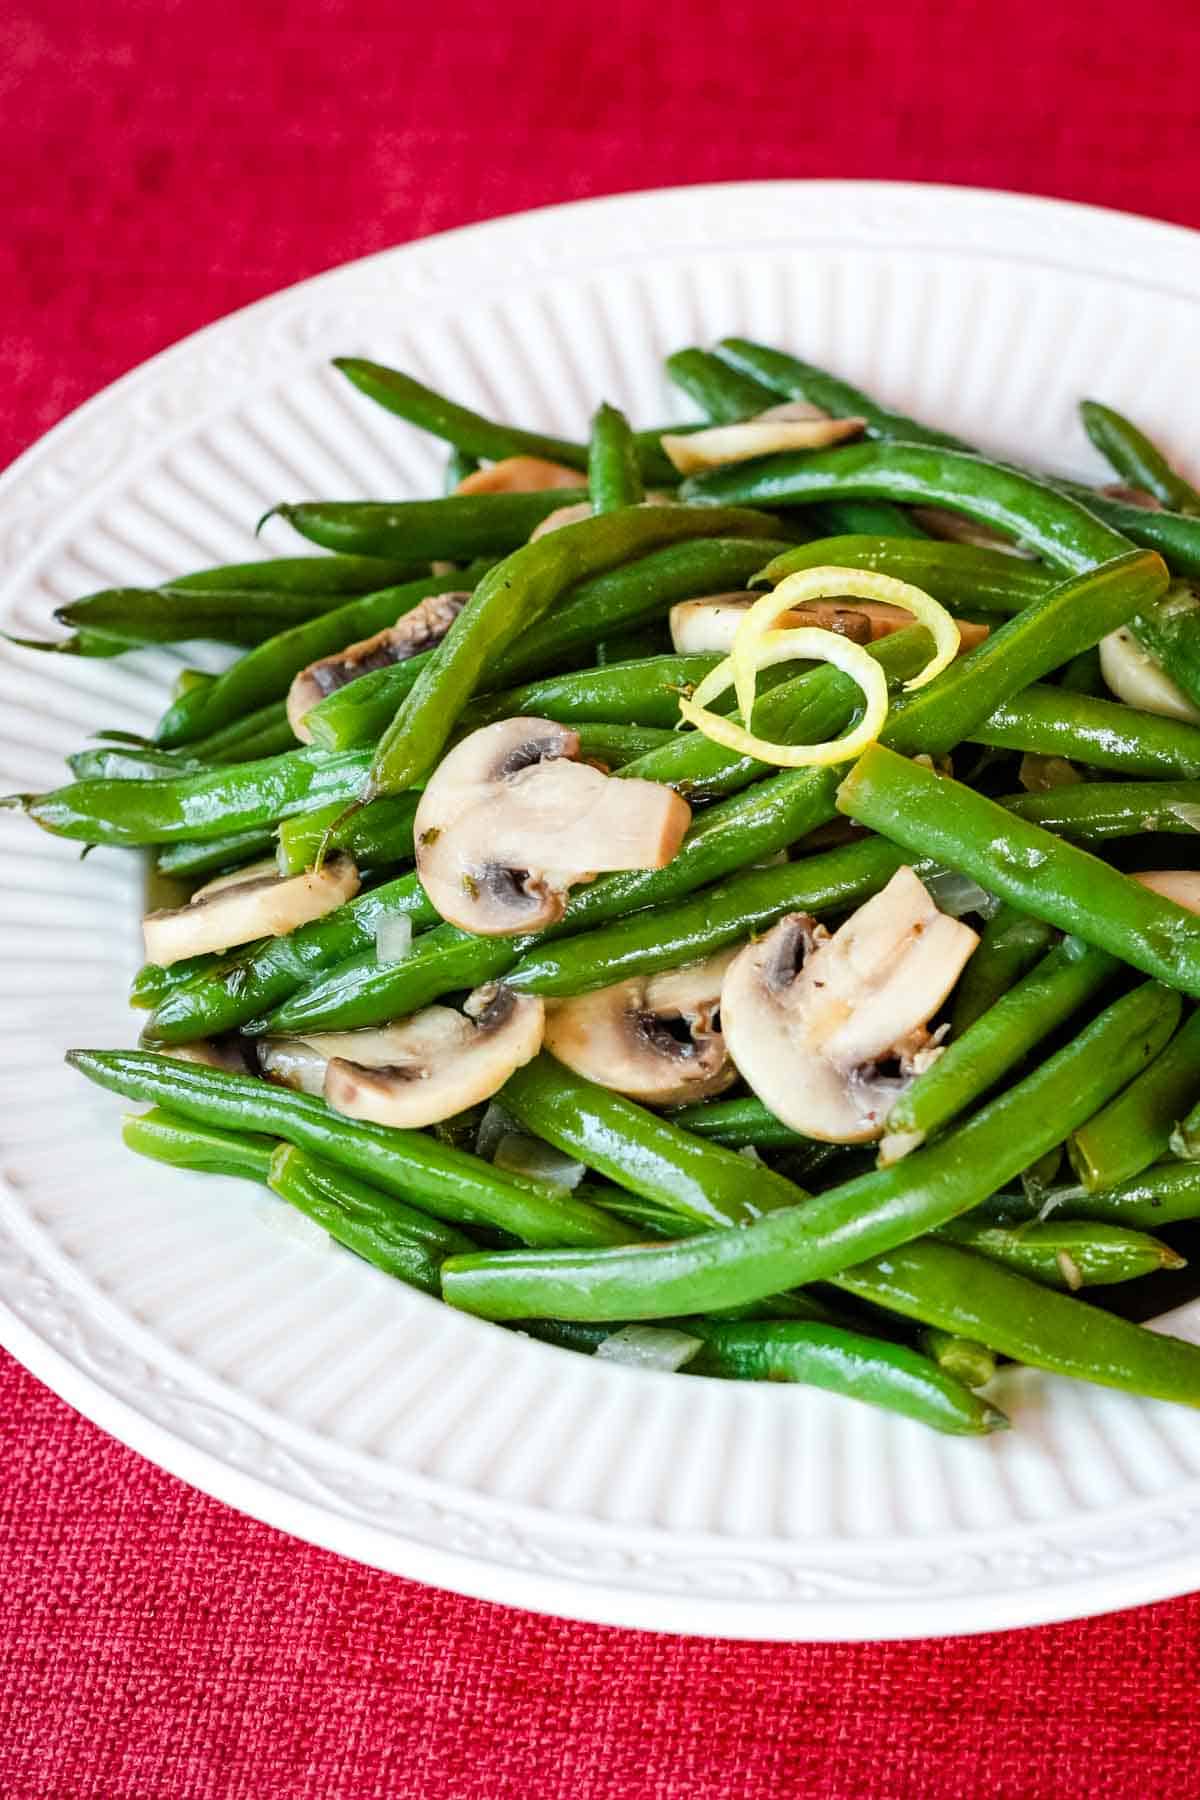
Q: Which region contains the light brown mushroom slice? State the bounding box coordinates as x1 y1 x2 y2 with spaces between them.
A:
660 415 865 477
287 590 471 740
413 716 691 934
669 596 987 657
324 986 545 1128
528 499 595 541
1132 870 1200 912
454 455 588 496
753 400 831 423
257 1022 451 1096
143 855 359 967
543 949 739 1106
720 868 979 1144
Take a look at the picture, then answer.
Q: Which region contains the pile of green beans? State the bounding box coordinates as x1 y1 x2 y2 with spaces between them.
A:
17 334 1200 1436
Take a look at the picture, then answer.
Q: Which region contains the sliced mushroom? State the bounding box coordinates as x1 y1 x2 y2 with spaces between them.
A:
1100 625 1200 724
287 590 470 740
720 867 979 1144
414 716 691 934
669 596 988 655
529 499 594 541
161 1036 260 1073
660 415 865 476
143 855 359 966
1100 482 1163 511
1132 870 1200 912
257 1023 442 1096
455 455 588 496
323 985 545 1128
543 949 739 1106
909 507 1022 551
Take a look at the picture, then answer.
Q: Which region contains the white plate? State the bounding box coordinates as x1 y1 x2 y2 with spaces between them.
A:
4 181 1200 1642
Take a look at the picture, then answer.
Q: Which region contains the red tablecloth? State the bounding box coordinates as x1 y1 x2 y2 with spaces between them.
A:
6 2 1200 1793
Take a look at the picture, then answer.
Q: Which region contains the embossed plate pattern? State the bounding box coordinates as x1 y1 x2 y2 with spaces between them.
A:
3 182 1200 1639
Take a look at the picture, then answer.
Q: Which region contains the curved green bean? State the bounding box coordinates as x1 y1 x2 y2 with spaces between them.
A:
588 403 643 512
949 904 1056 1035
713 338 971 451
973 685 1200 777
1080 401 1200 515
757 535 1055 614
271 492 584 560
1069 1008 1200 1192
1005 781 1200 841
122 1106 276 1182
938 1216 1182 1288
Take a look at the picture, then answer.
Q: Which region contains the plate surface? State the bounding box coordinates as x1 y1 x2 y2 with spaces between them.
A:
4 180 1200 1641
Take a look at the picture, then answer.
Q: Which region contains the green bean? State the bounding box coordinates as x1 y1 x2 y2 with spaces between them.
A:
981 1163 1200 1230
682 441 1132 574
813 500 929 539
68 744 206 781
303 537 790 748
888 938 1119 1148
334 356 591 467
10 746 372 846
67 1050 638 1248
713 338 972 451
972 684 1200 777
508 838 912 998
665 347 779 421
130 955 212 1011
365 504 785 800
186 700 296 765
268 1146 471 1293
443 447 479 493
834 1240 1200 1406
1059 646 1106 695
1127 582 1200 713
593 625 671 664
156 828 279 880
54 583 403 653
1080 400 1200 515
275 793 420 877
683 1320 1006 1435
756 535 1056 615
587 403 643 513
154 570 469 747
1059 488 1200 576
270 492 587 560
666 1094 810 1150
168 555 427 595
950 904 1056 1034
122 1106 276 1182
918 1329 997 1390
462 654 720 732
261 927 523 1036
143 872 437 1045
938 1216 1182 1288
838 744 1200 997
1069 1009 1200 1191
1005 781 1200 841
440 982 1177 1321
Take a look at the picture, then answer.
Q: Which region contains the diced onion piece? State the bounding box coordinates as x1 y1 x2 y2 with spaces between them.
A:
677 627 889 769
594 1325 703 1372
921 868 1001 920
375 913 413 963
493 1132 586 1191
730 566 960 720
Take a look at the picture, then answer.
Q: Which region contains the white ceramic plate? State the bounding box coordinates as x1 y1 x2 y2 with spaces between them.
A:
4 181 1200 1642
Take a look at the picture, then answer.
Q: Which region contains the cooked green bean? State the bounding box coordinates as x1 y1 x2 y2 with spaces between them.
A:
981 1163 1200 1230
949 904 1056 1035
271 492 588 560
440 984 1177 1321
186 699 296 765
68 744 206 781
10 745 372 846
1127 582 1200 713
143 872 437 1045
122 1106 276 1182
1059 646 1106 694
462 655 720 731
154 570 468 747
888 938 1118 1148
268 1146 470 1293
587 403 643 512
665 347 779 421
1080 400 1200 515
168 555 426 595
275 794 420 878
68 1050 638 1249
365 504 784 800
835 1241 1200 1406
666 1095 811 1150
838 744 1200 996
683 1321 1006 1435
757 535 1055 614
938 1216 1182 1288
972 684 1200 776
1069 1009 1200 1191
713 338 972 451
156 828 279 880
54 583 403 652
1005 781 1200 841
918 1329 997 1390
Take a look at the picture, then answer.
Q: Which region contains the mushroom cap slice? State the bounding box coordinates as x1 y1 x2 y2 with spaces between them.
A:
669 597 987 656
528 499 594 541
143 855 360 967
323 985 545 1128
544 949 739 1106
720 867 979 1144
288 590 471 740
1133 869 1200 912
660 415 865 476
413 716 692 935
455 456 588 496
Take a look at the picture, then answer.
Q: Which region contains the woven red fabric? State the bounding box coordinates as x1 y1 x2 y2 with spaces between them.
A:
6 1 1200 1793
